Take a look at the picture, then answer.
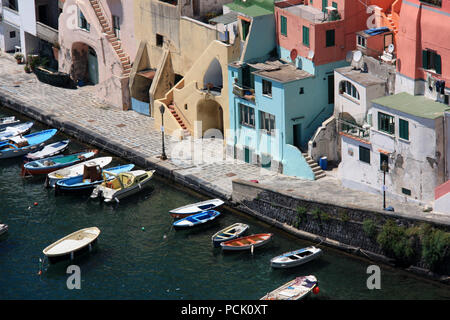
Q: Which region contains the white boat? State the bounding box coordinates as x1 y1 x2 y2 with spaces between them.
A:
24 139 69 162
46 156 112 188
43 227 100 263
260 275 319 300
169 198 224 219
0 224 8 236
270 246 322 269
90 169 155 203
211 223 249 247
0 122 33 140
0 116 20 130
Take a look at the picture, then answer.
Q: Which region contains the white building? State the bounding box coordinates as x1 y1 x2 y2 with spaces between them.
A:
0 0 61 62
338 92 450 207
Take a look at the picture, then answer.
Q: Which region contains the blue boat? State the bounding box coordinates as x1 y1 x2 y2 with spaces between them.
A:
55 163 135 194
23 149 98 176
0 129 57 159
173 210 221 229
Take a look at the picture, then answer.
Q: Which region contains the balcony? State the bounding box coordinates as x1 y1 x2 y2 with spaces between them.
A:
338 119 370 141
1 5 20 27
232 83 255 103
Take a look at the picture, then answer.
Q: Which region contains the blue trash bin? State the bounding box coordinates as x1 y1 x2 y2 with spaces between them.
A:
319 156 328 170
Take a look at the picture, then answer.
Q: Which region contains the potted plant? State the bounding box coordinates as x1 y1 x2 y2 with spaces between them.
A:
14 52 24 64
24 64 31 73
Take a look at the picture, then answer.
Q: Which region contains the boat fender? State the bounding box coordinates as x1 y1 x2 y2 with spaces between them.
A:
251 245 254 255
313 286 320 295
34 202 38 206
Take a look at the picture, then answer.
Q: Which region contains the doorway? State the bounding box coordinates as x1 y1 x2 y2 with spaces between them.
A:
293 124 302 150
87 47 99 85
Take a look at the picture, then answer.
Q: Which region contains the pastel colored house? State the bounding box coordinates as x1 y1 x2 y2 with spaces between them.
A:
338 93 450 206
395 0 450 104
0 0 61 67
58 0 136 110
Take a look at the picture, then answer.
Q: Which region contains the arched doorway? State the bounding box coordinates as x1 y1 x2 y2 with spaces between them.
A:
203 58 223 93
71 43 98 85
196 99 224 137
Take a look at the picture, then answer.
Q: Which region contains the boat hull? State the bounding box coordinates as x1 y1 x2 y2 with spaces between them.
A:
0 142 45 159
169 199 224 219
260 275 318 300
24 140 70 162
270 247 322 269
46 238 98 264
173 210 221 229
220 233 273 251
211 223 249 248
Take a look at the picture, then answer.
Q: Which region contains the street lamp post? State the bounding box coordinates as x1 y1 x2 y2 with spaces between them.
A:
381 160 388 210
159 105 167 160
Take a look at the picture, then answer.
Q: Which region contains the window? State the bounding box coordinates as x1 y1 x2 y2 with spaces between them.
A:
7 0 18 11
302 26 310 47
112 15 120 39
9 31 16 39
156 34 164 47
260 111 276 134
262 79 272 97
280 15 287 36
399 119 409 140
326 29 335 47
401 188 412 196
239 104 255 127
78 8 90 31
422 50 442 74
380 153 389 172
378 112 395 135
241 19 250 41
359 146 370 164
357 35 366 48
420 0 442 7
340 81 360 100
299 87 304 94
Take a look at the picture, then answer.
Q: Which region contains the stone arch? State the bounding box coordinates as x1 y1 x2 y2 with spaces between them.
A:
71 42 99 85
203 58 223 91
196 99 224 137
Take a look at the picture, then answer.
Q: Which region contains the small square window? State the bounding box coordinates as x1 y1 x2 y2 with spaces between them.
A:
262 79 272 97
156 34 164 47
359 146 370 164
401 188 411 196
9 31 16 38
299 87 304 94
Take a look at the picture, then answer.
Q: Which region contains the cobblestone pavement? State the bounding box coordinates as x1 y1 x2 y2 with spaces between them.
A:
0 54 449 225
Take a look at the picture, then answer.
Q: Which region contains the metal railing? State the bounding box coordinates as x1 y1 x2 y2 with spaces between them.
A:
338 119 370 139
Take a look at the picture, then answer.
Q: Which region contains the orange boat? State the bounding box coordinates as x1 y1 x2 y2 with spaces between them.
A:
220 233 273 251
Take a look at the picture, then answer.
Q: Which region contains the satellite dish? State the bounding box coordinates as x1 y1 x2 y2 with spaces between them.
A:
308 50 315 60
345 51 353 63
353 50 362 62
387 44 395 53
290 49 298 61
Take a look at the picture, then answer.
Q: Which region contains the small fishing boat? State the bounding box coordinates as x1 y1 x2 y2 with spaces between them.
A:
260 275 319 300
220 233 273 251
0 129 57 159
55 163 135 194
270 246 322 269
173 210 221 229
0 224 8 236
46 156 112 188
24 139 69 162
211 223 249 248
0 122 33 140
0 116 20 130
43 227 100 264
91 169 155 203
22 149 98 176
169 198 224 219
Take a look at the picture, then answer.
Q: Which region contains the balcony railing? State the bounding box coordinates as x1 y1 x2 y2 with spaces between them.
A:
232 83 255 103
338 119 370 140
36 22 59 45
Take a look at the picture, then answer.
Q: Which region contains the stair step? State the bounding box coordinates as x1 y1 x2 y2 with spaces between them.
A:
315 173 326 180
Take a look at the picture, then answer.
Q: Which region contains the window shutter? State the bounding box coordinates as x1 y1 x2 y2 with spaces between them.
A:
422 50 428 70
435 54 442 74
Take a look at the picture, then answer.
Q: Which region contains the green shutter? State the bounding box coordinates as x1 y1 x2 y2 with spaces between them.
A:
302 26 309 46
281 16 287 36
326 29 335 47
422 50 429 69
359 146 370 164
435 53 442 74
399 119 409 140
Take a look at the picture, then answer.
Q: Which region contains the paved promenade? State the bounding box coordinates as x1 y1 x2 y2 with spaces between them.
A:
1 54 449 226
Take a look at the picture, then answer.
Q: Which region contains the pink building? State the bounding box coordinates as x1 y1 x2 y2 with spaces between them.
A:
395 0 450 103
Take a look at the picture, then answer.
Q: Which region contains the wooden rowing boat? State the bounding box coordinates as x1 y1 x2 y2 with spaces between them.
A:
0 129 57 159
270 246 322 269
24 140 70 162
220 233 273 251
211 223 249 248
43 227 100 264
260 275 318 300
169 198 224 219
173 210 221 229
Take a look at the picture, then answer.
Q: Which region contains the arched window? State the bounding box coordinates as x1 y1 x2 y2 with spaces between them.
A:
339 80 360 100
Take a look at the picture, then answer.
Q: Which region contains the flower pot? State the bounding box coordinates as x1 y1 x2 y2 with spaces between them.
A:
52 47 59 61
16 59 22 64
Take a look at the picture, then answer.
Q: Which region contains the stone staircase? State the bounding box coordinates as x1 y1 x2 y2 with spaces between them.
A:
167 103 191 138
302 153 326 180
386 13 398 35
89 0 131 76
